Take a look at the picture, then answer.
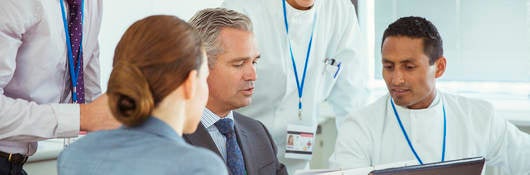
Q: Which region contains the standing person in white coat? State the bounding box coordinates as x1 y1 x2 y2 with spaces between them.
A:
329 16 530 175
222 0 369 173
0 1 119 174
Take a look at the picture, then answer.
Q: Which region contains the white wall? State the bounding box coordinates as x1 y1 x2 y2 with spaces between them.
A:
99 0 222 91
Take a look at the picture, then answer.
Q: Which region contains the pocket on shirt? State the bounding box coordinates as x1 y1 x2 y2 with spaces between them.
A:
320 63 341 99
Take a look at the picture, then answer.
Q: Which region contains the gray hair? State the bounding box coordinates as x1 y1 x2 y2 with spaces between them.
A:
188 8 253 67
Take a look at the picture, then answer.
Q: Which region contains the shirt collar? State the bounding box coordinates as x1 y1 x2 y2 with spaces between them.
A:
201 108 235 128
392 90 442 112
428 90 441 108
285 0 317 17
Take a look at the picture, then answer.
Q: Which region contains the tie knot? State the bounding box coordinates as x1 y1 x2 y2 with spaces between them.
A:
214 118 235 137
66 0 82 6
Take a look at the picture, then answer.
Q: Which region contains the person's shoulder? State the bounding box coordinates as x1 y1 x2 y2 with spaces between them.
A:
442 91 498 125
233 111 264 128
233 111 268 129
233 111 257 123
342 95 388 130
61 129 142 153
58 129 120 164
67 127 164 153
64 129 117 149
443 92 493 112
356 95 389 117
161 142 227 174
159 139 216 158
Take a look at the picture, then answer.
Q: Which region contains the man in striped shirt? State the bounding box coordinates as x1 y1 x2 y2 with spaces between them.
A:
183 8 287 175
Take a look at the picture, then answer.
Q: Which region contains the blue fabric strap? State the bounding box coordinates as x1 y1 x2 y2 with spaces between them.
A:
59 0 85 103
215 118 246 175
282 0 317 119
390 98 447 165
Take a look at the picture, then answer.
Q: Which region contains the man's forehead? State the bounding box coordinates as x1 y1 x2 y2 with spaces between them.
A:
382 36 424 49
382 37 428 60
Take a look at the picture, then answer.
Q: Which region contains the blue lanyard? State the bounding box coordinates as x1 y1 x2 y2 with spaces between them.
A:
59 0 84 103
390 98 447 165
282 0 317 120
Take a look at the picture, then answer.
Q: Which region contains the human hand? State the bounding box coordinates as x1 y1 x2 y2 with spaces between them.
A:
80 94 120 131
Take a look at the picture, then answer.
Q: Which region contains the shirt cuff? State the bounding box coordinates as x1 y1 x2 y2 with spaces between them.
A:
51 103 80 138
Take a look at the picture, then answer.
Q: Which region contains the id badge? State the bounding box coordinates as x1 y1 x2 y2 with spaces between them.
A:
285 124 315 160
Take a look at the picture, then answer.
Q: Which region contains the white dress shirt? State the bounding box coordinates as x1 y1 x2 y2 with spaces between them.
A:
201 108 236 162
222 0 369 172
330 91 530 175
0 0 102 155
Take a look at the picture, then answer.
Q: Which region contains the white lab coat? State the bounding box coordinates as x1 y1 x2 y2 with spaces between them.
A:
330 91 530 175
222 0 369 172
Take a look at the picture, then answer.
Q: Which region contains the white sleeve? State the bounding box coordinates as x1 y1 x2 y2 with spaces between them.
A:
326 0 369 128
0 1 80 142
485 109 530 174
329 113 372 169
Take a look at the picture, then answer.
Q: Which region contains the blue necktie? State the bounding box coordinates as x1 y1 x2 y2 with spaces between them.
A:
215 118 246 175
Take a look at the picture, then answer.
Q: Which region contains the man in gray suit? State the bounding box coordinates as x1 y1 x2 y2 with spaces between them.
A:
183 8 287 175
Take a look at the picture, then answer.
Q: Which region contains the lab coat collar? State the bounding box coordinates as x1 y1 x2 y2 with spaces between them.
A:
390 90 443 116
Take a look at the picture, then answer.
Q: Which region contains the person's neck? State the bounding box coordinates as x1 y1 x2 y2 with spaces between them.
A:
152 101 185 136
406 90 437 109
286 0 313 10
206 103 231 118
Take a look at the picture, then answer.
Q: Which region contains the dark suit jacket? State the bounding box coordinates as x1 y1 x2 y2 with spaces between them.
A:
184 112 288 175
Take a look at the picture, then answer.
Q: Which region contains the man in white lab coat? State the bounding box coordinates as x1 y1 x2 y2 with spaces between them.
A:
329 16 530 174
222 0 368 173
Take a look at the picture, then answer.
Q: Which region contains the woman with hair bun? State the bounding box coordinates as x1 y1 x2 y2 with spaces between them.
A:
57 15 227 175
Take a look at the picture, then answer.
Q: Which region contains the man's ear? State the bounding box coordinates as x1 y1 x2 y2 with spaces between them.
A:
182 70 198 100
434 57 446 78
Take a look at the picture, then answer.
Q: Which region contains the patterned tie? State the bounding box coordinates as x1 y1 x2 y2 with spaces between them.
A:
214 118 246 175
67 0 85 103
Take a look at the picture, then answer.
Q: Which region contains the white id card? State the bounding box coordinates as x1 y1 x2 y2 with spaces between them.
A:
285 124 315 160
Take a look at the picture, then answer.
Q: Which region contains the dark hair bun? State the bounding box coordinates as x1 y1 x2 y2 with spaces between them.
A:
107 62 154 127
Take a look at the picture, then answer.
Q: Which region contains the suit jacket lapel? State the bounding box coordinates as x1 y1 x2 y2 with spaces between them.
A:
183 123 223 157
234 112 256 174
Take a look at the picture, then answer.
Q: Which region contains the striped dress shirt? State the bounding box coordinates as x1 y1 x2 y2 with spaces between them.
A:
201 108 235 161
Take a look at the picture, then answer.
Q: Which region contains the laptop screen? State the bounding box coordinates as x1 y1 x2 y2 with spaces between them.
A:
369 157 485 175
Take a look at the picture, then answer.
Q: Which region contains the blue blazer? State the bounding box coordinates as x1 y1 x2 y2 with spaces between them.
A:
184 112 287 175
58 117 227 175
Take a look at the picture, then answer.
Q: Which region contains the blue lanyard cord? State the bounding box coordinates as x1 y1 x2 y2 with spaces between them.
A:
441 103 447 162
59 0 84 103
282 0 317 114
390 98 447 165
